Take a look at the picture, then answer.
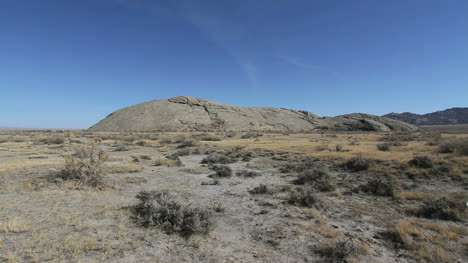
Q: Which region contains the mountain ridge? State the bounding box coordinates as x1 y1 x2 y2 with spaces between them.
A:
383 107 468 125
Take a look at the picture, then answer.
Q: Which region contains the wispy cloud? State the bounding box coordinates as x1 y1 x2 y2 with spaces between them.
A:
115 0 261 89
277 55 340 76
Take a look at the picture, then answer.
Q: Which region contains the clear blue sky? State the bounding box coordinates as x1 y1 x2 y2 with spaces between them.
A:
1 0 467 128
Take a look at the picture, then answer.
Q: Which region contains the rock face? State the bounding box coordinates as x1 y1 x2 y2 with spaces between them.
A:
89 96 419 132
384 108 468 125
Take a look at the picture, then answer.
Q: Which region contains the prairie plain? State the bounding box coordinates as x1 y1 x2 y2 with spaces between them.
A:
0 129 467 262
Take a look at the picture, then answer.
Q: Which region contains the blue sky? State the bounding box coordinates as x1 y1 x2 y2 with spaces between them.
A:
1 0 467 128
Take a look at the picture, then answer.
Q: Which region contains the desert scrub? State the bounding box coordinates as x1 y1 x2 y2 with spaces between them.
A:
294 166 335 192
379 133 417 142
343 155 374 172
249 184 270 195
38 136 65 145
412 197 467 221
437 138 468 156
240 132 263 139
113 144 129 152
131 190 213 236
355 179 398 197
376 143 391 151
409 156 435 168
152 155 182 167
236 170 261 178
53 143 108 187
315 237 364 263
280 157 320 173
201 153 237 164
176 139 197 148
288 187 322 208
208 165 232 178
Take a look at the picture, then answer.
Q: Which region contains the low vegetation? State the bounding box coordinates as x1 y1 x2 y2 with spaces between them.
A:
412 197 467 221
293 166 335 192
53 143 108 187
131 190 213 236
343 155 373 171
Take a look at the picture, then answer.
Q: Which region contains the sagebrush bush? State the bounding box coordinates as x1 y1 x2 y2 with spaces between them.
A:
343 155 373 172
249 184 270 195
379 133 416 142
236 170 261 178
240 132 262 139
409 156 434 168
335 144 344 152
113 144 129 152
376 143 391 151
288 187 322 208
413 197 467 221
356 179 397 197
438 138 468 156
201 153 236 164
280 157 320 173
131 190 213 236
316 238 362 263
54 143 108 187
209 165 232 178
294 166 335 192
437 141 455 153
177 139 197 148
39 136 65 145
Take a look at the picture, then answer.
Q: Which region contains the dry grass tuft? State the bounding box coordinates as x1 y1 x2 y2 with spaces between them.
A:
0 217 29 234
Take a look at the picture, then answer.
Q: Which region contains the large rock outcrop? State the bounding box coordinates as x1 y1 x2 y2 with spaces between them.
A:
89 96 419 132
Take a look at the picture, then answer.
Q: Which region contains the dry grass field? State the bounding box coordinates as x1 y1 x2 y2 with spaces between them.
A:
0 129 467 262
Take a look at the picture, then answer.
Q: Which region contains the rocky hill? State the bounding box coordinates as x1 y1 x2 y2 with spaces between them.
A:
384 107 468 125
89 96 419 132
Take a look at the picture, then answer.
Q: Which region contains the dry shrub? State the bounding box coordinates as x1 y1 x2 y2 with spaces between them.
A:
343 155 373 172
152 156 182 167
315 237 364 263
288 187 322 208
376 143 391 151
105 161 144 173
409 156 435 168
236 170 261 178
54 143 108 187
280 157 320 173
385 218 462 262
201 153 237 164
294 166 335 192
249 184 270 195
208 165 232 178
413 197 467 221
131 190 213 236
438 138 468 156
355 179 397 197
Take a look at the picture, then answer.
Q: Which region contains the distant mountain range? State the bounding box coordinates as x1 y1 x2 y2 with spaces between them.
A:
383 107 468 125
